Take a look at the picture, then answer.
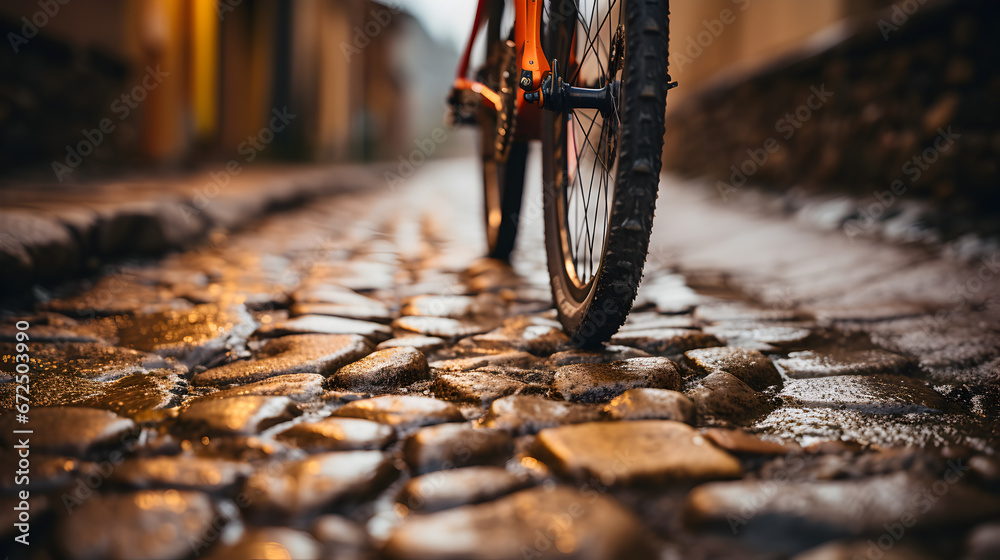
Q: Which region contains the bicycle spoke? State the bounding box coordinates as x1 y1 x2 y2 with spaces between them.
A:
584 134 600 254
588 125 611 264
598 36 610 62
560 0 622 285
573 109 597 127
574 1 619 83
578 112 602 275
571 0 598 84
572 172 586 260
540 0 669 345
570 118 589 263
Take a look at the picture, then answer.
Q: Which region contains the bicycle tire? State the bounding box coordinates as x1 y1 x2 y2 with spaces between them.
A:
542 0 670 346
479 1 526 262
481 139 527 261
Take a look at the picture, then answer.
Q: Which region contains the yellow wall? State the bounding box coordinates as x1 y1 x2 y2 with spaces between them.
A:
135 0 189 163
190 0 219 139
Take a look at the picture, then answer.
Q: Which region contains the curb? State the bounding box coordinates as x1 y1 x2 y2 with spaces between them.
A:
0 164 383 298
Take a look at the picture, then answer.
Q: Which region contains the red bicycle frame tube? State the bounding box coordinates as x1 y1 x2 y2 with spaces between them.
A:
455 0 551 93
456 0 491 80
452 0 550 138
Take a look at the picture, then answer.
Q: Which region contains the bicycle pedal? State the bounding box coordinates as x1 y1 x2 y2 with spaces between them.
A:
446 88 482 127
445 106 478 127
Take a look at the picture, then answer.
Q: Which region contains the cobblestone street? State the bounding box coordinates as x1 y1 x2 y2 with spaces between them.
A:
2 152 1000 560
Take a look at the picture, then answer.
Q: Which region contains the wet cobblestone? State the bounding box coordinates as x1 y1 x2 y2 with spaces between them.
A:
2 175 998 560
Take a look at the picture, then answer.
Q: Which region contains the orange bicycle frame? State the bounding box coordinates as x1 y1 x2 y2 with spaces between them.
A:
453 0 552 115
514 0 551 91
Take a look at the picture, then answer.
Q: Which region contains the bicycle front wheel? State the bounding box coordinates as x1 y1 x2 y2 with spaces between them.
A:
542 0 671 346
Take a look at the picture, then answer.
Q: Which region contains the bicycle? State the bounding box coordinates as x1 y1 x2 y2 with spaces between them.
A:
449 0 674 347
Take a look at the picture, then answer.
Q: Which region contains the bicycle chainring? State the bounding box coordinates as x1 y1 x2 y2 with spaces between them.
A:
494 40 519 163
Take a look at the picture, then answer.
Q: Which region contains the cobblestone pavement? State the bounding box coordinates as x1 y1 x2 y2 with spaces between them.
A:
2 154 999 560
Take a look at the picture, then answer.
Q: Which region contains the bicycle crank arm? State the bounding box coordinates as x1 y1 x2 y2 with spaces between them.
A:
446 78 505 127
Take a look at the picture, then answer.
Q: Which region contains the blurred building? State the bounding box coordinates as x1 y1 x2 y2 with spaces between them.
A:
663 0 1000 240
666 0 893 111
0 0 452 179
2 0 908 180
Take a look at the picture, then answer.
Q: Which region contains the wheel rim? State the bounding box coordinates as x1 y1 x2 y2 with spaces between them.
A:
551 0 624 294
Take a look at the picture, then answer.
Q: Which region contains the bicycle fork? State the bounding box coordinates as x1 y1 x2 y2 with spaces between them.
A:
451 0 620 122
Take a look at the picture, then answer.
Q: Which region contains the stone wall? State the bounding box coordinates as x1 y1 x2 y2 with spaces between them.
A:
663 0 1000 238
